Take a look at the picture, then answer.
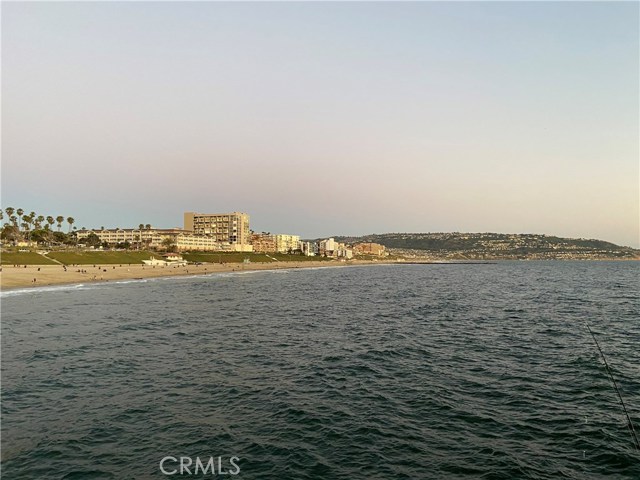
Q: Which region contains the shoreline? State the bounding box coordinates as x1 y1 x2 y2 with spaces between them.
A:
3 258 633 292
0 260 395 292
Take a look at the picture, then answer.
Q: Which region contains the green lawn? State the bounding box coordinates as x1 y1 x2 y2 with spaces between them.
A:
1 249 336 266
46 251 159 265
267 253 333 262
1 251 58 265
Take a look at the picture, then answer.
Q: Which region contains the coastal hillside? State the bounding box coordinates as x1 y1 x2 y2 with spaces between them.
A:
331 233 639 260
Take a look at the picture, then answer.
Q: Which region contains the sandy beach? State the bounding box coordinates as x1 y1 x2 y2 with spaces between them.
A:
0 260 389 291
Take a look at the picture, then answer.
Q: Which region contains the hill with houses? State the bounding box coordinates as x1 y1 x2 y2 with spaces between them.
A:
329 233 639 260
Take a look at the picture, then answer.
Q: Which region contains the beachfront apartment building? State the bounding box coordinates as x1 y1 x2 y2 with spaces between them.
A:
274 234 301 253
319 238 337 256
300 241 318 256
318 238 353 259
184 212 251 250
250 233 277 253
250 233 301 253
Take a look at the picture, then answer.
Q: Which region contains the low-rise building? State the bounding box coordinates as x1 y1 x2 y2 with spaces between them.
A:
76 228 243 252
77 228 181 248
174 233 221 252
353 242 386 256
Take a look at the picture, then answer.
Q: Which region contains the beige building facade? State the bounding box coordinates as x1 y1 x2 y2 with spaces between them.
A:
353 242 386 256
76 228 222 252
251 233 277 253
184 212 250 246
274 234 301 253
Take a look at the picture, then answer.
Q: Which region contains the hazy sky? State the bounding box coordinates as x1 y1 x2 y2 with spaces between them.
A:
2 2 638 246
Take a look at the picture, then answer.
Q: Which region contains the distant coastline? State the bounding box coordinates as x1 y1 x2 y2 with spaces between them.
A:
331 233 639 260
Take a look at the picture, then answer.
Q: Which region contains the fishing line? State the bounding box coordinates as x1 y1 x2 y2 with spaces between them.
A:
586 323 640 451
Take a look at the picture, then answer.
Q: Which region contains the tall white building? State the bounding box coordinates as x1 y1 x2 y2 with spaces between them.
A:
274 234 301 253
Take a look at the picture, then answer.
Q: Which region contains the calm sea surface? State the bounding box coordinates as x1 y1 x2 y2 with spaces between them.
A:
2 261 639 479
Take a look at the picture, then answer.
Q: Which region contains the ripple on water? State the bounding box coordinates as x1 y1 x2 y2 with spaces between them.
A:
2 262 639 479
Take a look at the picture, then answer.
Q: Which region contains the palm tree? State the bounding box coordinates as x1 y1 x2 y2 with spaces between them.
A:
36 215 45 229
138 224 144 250
16 208 24 232
42 216 53 246
56 216 64 231
29 212 37 237
22 214 33 242
67 217 75 233
161 237 176 252
4 209 11 231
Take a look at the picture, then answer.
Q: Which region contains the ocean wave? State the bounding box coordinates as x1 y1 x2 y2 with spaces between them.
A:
2 262 639 479
1 283 92 298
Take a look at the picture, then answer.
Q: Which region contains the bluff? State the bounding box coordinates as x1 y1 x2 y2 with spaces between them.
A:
330 233 638 260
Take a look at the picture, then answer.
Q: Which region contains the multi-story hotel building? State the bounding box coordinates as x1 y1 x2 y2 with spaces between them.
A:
184 212 251 248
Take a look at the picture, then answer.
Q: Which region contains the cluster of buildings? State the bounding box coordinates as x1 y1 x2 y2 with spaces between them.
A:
251 233 301 254
76 211 387 258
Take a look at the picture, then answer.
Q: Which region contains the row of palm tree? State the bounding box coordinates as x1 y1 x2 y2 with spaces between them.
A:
1 207 75 244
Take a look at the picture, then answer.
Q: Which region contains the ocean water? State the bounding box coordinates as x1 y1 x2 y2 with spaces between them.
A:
2 261 639 479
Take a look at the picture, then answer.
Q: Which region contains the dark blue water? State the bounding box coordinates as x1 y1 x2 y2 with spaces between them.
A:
2 262 639 479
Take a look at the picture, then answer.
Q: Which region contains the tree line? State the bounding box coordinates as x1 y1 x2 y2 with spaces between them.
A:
1 207 76 246
0 207 180 252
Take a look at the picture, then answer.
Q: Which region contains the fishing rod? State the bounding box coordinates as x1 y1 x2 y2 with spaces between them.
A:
586 323 640 451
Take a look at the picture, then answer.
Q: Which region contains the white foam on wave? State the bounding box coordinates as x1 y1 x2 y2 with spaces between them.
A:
1 283 94 298
1 264 379 298
294 266 333 271
110 279 150 286
233 270 267 275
